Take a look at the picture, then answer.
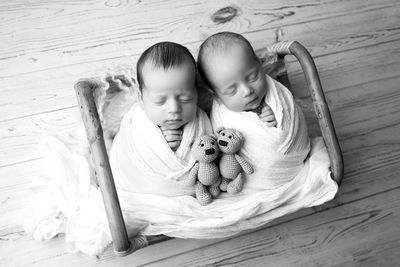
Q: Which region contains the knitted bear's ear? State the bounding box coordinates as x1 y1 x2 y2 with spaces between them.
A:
234 129 243 141
216 127 225 134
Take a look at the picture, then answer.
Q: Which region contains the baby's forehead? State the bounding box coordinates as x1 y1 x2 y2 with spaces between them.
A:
206 42 256 65
141 62 196 94
142 59 194 74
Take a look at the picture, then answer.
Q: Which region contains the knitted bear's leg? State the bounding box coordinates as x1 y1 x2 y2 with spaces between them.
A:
196 181 212 205
209 178 221 198
227 173 244 194
219 178 230 191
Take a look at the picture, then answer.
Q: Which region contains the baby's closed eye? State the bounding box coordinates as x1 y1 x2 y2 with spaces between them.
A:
247 71 259 82
153 97 166 105
179 96 194 103
223 85 237 96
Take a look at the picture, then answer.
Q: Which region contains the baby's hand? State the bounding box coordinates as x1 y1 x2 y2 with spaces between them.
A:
259 105 277 127
160 126 183 151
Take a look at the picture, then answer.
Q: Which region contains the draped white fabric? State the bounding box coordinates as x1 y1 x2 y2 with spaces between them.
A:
23 78 337 255
22 133 112 255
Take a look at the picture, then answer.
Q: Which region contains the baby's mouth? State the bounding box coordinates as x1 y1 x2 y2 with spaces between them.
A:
164 119 183 128
247 97 259 106
166 118 182 123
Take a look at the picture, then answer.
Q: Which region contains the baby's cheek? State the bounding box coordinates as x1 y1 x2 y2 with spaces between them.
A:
257 77 268 95
184 103 198 120
216 95 241 112
143 105 165 125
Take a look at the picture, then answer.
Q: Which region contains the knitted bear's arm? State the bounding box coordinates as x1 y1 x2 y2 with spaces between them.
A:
184 162 199 186
235 154 254 174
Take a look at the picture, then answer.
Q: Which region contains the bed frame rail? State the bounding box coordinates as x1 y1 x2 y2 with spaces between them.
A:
74 41 344 256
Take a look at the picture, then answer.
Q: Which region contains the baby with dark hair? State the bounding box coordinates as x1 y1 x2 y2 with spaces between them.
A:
136 42 199 151
109 41 212 197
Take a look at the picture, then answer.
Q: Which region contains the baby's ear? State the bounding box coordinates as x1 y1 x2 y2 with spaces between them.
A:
206 86 216 96
216 127 225 134
137 93 144 108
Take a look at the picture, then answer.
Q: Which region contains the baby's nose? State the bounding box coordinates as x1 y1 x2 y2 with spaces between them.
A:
239 83 253 97
167 99 182 113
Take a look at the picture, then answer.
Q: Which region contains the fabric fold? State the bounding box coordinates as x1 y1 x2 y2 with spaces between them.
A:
109 104 212 196
211 75 312 189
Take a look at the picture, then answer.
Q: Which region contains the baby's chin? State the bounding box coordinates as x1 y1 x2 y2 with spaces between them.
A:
241 97 264 112
158 118 190 129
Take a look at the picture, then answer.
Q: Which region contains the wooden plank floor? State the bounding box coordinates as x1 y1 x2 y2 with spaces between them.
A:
1 1 399 266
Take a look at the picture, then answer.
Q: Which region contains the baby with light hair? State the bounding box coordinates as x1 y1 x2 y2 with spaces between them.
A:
197 32 277 127
197 32 336 193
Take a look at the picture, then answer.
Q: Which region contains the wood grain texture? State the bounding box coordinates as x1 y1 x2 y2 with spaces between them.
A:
1 0 397 77
0 108 82 167
0 160 40 230
288 38 400 97
2 4 400 122
145 187 400 267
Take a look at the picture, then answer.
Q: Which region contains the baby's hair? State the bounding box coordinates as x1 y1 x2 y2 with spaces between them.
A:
136 41 196 91
197 32 258 90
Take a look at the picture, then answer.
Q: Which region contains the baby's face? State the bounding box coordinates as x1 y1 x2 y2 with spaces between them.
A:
206 44 267 112
140 62 198 129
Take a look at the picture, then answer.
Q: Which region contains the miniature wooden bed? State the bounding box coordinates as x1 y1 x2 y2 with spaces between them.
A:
74 41 344 256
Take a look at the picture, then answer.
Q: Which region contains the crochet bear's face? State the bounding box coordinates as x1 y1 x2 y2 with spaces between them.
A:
216 127 244 154
191 135 219 163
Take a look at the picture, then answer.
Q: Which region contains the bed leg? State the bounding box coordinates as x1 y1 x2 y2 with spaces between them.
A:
74 80 132 256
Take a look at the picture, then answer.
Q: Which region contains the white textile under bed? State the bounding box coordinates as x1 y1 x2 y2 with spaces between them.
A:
23 77 338 255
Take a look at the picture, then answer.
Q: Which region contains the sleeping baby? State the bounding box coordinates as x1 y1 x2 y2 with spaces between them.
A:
197 32 337 192
110 41 212 196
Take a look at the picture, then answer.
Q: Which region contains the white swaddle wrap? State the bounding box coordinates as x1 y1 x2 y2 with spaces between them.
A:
109 103 211 197
211 75 312 189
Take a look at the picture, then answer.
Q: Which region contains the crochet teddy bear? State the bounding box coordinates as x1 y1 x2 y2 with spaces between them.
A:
187 134 221 205
216 127 254 194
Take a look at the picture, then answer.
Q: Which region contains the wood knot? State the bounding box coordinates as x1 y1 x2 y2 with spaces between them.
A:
212 6 240 24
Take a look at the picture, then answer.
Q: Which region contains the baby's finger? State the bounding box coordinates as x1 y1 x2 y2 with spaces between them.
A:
260 114 276 122
169 140 181 150
261 105 273 112
265 120 278 127
164 134 183 142
162 129 183 136
261 109 273 117
160 125 181 131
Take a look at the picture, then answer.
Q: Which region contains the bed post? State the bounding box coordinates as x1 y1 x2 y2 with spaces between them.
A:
268 41 344 186
74 80 132 256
